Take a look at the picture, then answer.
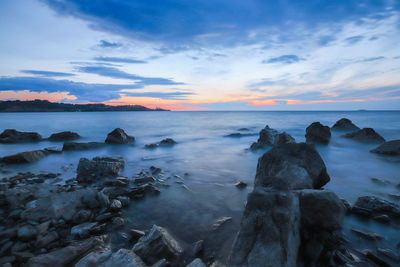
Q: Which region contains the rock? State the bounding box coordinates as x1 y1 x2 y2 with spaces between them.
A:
225 133 254 137
351 228 383 240
95 212 117 222
192 240 204 257
71 222 99 239
72 210 92 224
109 199 122 211
152 259 168 267
76 248 147 267
48 131 80 141
212 217 232 231
105 128 135 144
187 258 207 267
370 140 400 155
159 138 177 146
81 191 100 209
0 129 42 143
76 156 125 183
97 192 110 209
343 128 385 143
254 142 330 190
145 143 158 149
341 199 351 213
27 236 106 267
111 217 125 228
305 122 331 144
44 147 63 154
35 231 59 248
133 225 183 265
353 196 400 218
274 132 295 145
331 118 360 132
228 191 300 267
377 248 400 262
372 214 391 223
17 225 37 241
1 150 48 164
235 181 247 189
129 229 145 242
116 196 130 207
257 125 278 145
249 142 267 150
134 176 156 184
62 142 105 151
363 249 391 267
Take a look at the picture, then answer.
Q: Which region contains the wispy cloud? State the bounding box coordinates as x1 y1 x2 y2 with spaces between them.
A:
262 55 304 64
344 35 364 45
98 40 122 48
20 70 75 77
93 56 147 64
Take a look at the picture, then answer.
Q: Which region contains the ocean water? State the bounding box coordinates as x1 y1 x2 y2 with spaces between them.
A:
1 111 400 259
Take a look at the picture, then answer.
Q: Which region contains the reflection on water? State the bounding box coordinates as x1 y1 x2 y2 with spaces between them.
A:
1 111 400 258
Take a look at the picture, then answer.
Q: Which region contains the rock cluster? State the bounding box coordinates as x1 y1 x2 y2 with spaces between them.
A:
250 125 295 150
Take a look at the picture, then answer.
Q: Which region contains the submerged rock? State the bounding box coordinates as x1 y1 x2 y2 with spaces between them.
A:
63 142 105 151
353 196 400 218
48 131 80 141
76 156 125 183
0 129 42 143
132 225 183 265
105 128 135 144
235 181 247 189
331 118 360 132
305 122 331 144
343 128 385 143
159 138 177 146
1 150 48 164
225 133 254 137
255 142 330 190
370 140 400 155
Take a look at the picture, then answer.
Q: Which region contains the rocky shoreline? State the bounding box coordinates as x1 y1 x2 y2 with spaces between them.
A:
0 119 399 266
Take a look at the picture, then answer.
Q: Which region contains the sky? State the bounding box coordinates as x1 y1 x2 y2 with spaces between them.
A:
0 0 400 110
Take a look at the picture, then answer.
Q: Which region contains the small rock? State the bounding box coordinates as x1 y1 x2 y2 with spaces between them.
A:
343 128 385 143
48 131 80 141
371 140 400 155
97 192 110 208
363 249 391 267
377 248 400 262
235 181 247 189
331 118 360 132
212 217 232 231
105 128 135 144
187 258 207 267
351 228 383 240
134 176 156 184
159 138 177 146
71 222 99 239
35 231 59 248
17 225 37 241
110 199 122 211
111 217 125 228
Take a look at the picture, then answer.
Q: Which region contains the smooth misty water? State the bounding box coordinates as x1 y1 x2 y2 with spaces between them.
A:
1 111 400 259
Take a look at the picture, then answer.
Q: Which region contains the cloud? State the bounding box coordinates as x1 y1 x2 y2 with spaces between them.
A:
262 55 304 64
123 91 195 100
317 35 336 46
98 40 122 48
93 57 147 64
362 56 385 62
344 35 364 45
20 70 75 77
75 66 183 85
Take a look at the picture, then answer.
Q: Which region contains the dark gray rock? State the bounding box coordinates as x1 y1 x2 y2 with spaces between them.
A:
235 181 247 189
159 138 177 146
97 192 110 209
212 217 232 231
133 225 183 265
0 129 42 143
72 210 91 224
1 150 48 164
370 140 400 155
48 131 80 141
17 225 37 241
331 118 360 132
105 128 135 144
35 231 59 248
343 128 385 143
305 122 331 144
78 248 147 267
62 142 105 151
76 156 125 183
134 176 156 184
228 191 300 267
257 125 278 145
187 258 207 267
274 132 295 145
353 196 400 218
249 142 267 150
71 222 99 239
109 199 122 211
254 142 330 190
225 133 254 137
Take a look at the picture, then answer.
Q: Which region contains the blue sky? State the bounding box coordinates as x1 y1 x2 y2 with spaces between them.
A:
0 0 399 110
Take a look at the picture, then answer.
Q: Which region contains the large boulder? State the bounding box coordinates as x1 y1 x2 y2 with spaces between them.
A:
1 150 48 164
353 196 400 218
343 128 385 143
370 140 400 155
132 225 183 265
48 131 80 141
76 156 125 183
63 142 105 151
105 128 135 144
0 129 42 143
254 143 330 190
331 118 360 132
228 191 300 267
305 122 331 144
257 125 278 145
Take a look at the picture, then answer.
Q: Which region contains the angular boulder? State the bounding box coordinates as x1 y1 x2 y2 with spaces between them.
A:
274 132 295 145
255 143 330 190
370 140 400 155
77 156 125 183
0 129 42 143
331 118 360 132
257 125 278 145
353 196 400 218
105 128 135 144
48 131 80 141
305 122 331 144
62 142 105 151
132 225 183 265
343 128 385 143
228 191 300 267
1 150 48 164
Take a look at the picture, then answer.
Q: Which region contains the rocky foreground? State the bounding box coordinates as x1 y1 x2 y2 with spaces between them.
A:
0 119 400 266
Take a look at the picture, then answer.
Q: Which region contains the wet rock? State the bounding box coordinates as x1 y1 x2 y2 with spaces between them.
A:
129 229 145 242
81 191 100 209
363 249 391 267
72 210 92 224
48 131 80 141
254 142 330 190
274 132 295 145
71 222 99 239
44 147 62 154
77 156 125 183
159 138 177 146
331 118 360 132
343 128 385 143
187 258 207 267
109 199 122 211
145 143 158 149
105 128 135 144
353 196 400 218
62 142 105 151
228 191 300 267
377 248 400 262
192 240 204 257
0 129 42 143
235 181 247 189
249 142 267 150
225 133 254 137
372 214 391 223
78 248 147 267
153 259 168 267
97 192 110 209
133 225 183 265
305 122 331 144
111 217 125 228
370 140 400 155
341 199 351 213
257 125 278 145
95 212 117 222
352 228 383 241
1 150 48 164
35 231 59 248
212 217 232 231
116 196 130 207
17 225 37 241
134 176 156 184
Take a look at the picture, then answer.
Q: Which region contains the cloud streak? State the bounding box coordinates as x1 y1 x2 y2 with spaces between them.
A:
20 70 75 77
93 57 147 64
262 55 304 64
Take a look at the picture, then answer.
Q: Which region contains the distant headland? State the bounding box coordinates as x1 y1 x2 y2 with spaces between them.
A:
0 100 169 112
